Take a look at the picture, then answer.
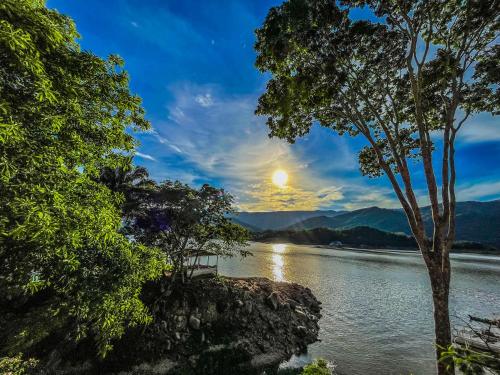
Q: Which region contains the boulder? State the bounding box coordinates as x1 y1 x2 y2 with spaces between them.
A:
189 315 201 330
266 291 280 310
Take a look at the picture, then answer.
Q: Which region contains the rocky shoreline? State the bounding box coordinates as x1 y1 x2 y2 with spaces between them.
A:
56 276 322 374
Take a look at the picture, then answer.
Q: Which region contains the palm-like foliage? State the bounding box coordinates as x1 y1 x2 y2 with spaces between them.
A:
97 158 157 216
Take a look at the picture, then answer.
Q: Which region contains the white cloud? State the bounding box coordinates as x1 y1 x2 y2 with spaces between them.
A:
130 21 139 28
195 93 214 107
457 112 499 144
150 130 184 153
135 152 156 161
457 180 500 201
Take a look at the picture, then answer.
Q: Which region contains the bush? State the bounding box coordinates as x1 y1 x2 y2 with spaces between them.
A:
301 358 333 375
0 355 44 375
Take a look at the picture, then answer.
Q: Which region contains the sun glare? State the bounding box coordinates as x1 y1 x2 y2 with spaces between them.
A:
272 169 288 188
272 244 287 253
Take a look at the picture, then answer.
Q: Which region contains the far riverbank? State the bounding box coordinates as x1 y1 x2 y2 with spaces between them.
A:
251 226 499 255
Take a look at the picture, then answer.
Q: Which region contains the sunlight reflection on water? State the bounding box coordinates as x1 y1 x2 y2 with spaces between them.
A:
272 254 284 281
271 244 287 281
272 243 287 253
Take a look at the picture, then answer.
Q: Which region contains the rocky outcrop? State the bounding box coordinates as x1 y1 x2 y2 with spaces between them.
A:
80 276 321 374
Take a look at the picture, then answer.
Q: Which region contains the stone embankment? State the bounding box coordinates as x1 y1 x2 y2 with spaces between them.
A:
88 276 322 374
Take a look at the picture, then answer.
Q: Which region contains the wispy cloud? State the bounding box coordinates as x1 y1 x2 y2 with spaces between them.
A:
135 152 156 161
457 180 500 201
237 183 344 211
195 93 214 107
145 84 401 211
457 112 499 144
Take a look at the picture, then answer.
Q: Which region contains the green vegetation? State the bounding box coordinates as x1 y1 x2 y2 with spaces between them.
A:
233 200 500 247
255 1 498 373
0 0 166 357
440 345 499 375
0 0 250 365
277 359 334 375
254 227 496 252
0 355 43 375
301 359 333 375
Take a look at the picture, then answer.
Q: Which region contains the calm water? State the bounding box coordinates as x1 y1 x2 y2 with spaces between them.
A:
217 242 500 375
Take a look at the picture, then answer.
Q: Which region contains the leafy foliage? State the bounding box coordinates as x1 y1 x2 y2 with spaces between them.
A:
440 345 499 375
301 358 334 375
0 355 44 375
0 0 165 357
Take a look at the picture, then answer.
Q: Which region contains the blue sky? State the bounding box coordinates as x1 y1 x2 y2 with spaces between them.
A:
47 0 500 211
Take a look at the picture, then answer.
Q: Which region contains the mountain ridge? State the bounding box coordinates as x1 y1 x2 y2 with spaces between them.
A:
229 210 345 231
232 200 500 246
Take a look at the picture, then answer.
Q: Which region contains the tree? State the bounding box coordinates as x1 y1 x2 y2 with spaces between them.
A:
254 1 498 374
97 159 156 217
130 181 251 282
0 0 165 358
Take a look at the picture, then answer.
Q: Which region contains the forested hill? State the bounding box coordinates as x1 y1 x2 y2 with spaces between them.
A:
233 200 500 246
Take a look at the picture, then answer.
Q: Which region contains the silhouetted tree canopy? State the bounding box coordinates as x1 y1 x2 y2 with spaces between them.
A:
128 181 251 280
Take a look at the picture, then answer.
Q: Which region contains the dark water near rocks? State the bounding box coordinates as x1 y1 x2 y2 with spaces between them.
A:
217 242 500 375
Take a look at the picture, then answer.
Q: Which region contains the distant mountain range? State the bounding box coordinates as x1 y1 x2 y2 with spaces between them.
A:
229 210 343 231
231 200 500 246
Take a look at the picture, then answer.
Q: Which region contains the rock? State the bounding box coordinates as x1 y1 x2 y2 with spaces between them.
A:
58 277 321 375
244 301 253 314
295 309 308 320
267 291 280 310
203 302 218 322
189 315 201 330
294 325 308 336
175 315 187 330
160 320 168 332
188 355 199 368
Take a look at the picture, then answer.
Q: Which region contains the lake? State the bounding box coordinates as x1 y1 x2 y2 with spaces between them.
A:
217 242 500 375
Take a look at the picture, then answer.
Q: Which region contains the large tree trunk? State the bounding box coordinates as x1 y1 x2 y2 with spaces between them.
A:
427 257 454 375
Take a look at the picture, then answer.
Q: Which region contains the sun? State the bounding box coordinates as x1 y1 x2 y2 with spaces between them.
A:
272 169 288 188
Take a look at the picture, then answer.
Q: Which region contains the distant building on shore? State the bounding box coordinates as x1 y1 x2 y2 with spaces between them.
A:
329 241 343 247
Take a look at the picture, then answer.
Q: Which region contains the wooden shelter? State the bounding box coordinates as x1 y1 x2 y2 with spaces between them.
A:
185 250 218 279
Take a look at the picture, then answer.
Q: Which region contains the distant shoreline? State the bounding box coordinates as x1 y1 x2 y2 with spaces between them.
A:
253 240 500 256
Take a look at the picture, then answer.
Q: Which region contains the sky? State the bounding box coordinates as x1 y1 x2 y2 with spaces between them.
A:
47 0 500 212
